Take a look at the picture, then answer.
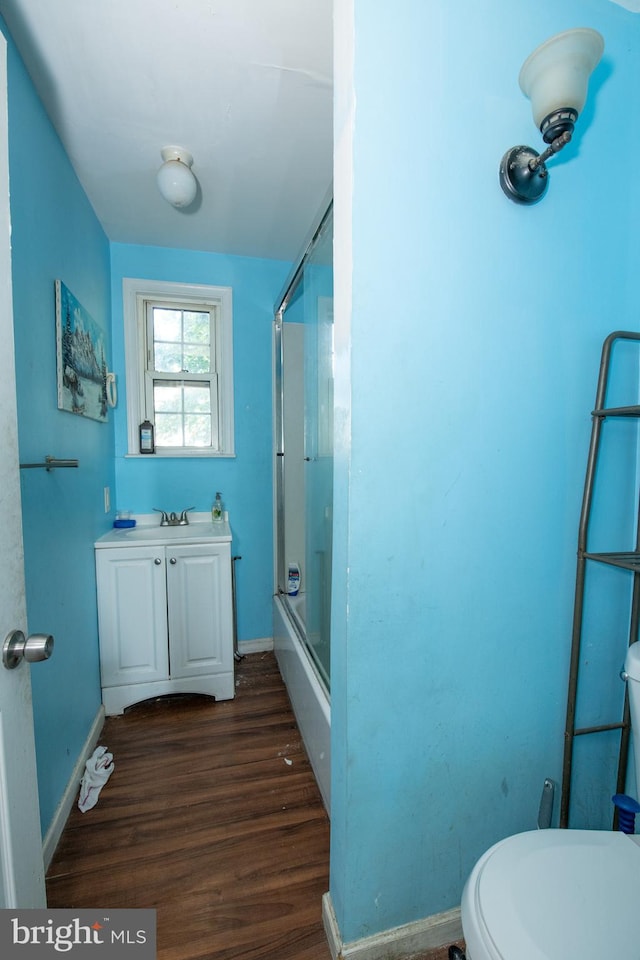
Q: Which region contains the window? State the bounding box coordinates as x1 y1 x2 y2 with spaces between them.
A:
123 279 234 457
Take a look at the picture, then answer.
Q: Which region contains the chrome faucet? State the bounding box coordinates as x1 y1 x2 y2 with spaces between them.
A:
153 507 195 526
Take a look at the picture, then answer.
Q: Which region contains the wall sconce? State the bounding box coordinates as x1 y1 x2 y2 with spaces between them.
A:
156 146 198 208
499 28 604 204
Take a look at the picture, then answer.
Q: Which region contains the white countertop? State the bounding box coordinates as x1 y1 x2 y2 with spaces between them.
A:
95 515 232 548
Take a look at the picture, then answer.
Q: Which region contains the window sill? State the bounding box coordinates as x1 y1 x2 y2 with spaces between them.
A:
125 451 236 460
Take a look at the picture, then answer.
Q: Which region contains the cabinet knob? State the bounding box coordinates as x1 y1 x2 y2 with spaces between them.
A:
154 558 162 565
169 557 177 565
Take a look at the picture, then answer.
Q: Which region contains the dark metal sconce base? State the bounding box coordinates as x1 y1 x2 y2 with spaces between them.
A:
540 108 577 144
499 145 548 205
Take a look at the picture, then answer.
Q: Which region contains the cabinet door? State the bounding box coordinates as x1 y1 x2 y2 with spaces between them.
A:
96 547 169 687
167 543 233 679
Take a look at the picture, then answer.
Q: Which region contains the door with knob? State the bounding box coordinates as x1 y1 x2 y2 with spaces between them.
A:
0 38 47 908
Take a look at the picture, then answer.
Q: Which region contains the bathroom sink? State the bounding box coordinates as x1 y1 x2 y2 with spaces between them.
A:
95 518 231 548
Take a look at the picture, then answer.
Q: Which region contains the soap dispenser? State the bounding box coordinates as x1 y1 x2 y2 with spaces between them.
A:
212 491 223 522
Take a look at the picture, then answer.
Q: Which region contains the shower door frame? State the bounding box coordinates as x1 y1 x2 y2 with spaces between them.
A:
273 198 333 689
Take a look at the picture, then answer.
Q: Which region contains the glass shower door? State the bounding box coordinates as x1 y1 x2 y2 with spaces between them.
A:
302 255 333 688
275 205 333 690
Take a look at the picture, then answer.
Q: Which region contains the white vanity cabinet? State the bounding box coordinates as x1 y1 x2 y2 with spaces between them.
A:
95 522 234 715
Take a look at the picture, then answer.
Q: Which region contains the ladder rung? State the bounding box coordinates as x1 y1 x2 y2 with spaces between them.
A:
584 551 640 571
592 405 640 417
573 721 627 736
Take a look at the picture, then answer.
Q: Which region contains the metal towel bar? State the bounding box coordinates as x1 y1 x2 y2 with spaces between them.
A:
19 456 79 471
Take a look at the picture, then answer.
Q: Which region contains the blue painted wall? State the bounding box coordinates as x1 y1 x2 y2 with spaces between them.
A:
110 244 290 643
3 18 289 839
331 0 640 942
8 0 640 944
4 22 113 835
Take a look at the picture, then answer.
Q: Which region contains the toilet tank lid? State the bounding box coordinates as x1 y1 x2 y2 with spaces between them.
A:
625 642 640 681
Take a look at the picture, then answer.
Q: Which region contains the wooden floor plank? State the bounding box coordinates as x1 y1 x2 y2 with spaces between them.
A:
46 652 331 960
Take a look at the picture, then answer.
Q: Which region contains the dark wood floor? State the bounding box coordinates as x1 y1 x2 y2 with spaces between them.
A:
46 651 462 960
46 652 331 960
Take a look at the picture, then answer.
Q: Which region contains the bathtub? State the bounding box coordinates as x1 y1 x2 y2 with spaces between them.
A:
273 593 331 813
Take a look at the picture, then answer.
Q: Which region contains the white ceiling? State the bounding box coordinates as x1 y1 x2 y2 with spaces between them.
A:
0 0 333 262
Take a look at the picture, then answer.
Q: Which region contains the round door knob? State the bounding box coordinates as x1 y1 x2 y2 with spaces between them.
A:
169 557 177 565
3 630 54 670
154 558 162 565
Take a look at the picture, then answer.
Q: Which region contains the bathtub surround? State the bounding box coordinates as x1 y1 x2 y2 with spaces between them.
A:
273 595 331 812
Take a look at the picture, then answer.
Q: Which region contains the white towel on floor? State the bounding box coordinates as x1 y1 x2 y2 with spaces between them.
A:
78 746 115 813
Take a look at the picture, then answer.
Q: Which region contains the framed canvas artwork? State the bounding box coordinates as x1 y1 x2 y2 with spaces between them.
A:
55 280 109 422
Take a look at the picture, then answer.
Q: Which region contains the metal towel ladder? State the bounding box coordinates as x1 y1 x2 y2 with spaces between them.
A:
561 330 640 829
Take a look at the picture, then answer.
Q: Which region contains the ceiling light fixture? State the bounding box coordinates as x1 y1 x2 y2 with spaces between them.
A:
156 146 198 208
499 28 604 205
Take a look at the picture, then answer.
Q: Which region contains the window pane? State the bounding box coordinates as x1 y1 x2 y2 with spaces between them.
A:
154 383 183 412
154 343 183 373
182 346 210 374
155 413 183 446
183 384 211 413
184 414 212 446
153 381 212 447
183 311 210 344
153 308 182 342
151 307 212 374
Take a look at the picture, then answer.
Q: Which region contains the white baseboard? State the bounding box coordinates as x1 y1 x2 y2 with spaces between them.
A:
237 637 273 654
42 705 105 870
322 892 462 960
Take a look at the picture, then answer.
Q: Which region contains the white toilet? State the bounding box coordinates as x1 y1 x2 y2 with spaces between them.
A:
458 641 640 960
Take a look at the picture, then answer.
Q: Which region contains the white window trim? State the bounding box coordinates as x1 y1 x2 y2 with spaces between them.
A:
123 278 235 457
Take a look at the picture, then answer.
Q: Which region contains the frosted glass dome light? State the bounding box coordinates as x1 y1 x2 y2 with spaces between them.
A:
499 28 604 205
157 146 198 208
519 28 604 143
